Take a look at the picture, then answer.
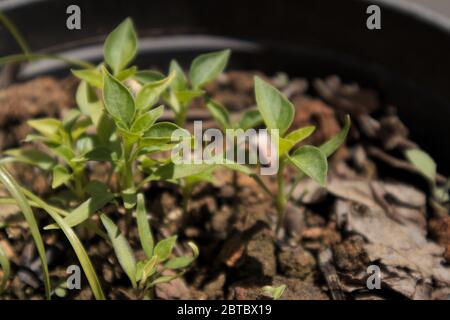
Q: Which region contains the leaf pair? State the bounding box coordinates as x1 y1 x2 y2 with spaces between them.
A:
254 76 351 186
101 194 198 290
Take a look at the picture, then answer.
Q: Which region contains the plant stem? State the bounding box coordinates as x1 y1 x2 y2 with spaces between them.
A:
275 158 287 233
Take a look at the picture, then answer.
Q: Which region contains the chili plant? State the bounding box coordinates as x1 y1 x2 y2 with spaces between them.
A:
252 77 351 231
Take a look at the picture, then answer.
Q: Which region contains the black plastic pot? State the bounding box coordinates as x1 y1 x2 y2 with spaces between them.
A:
1 0 449 172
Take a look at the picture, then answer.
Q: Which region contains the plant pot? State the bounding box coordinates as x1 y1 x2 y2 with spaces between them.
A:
1 0 449 172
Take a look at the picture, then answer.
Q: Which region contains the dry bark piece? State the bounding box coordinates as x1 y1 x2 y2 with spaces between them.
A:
313 75 380 115
335 199 450 299
429 216 450 263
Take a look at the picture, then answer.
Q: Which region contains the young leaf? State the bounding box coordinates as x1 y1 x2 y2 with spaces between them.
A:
45 191 114 229
150 273 183 286
189 49 230 89
169 59 188 91
238 109 263 130
164 242 199 269
130 105 164 133
84 147 113 162
116 66 137 82
173 90 204 104
153 236 177 262
76 81 103 126
254 76 294 136
136 193 154 259
4 148 57 171
134 70 165 84
288 146 328 186
405 148 437 182
52 165 71 189
71 68 103 88
205 98 231 130
135 71 175 110
103 67 136 126
140 256 158 284
100 214 137 287
104 17 137 75
27 118 62 141
285 126 315 145
262 284 286 300
320 115 351 157
143 122 187 142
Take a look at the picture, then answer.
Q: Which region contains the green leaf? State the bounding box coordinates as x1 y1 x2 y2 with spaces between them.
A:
189 49 230 89
131 105 164 133
205 98 231 130
104 17 137 75
174 90 204 104
135 71 175 111
52 165 71 188
320 115 351 157
150 273 183 286
0 165 51 299
103 67 136 126
134 70 165 84
169 59 188 91
71 68 103 88
164 242 199 269
150 162 215 181
4 148 57 171
288 146 328 186
27 118 62 141
143 122 187 142
136 193 154 259
254 76 294 136
153 236 177 262
85 180 109 196
76 81 103 126
0 238 11 294
285 126 315 145
116 66 137 82
238 109 263 130
84 147 113 162
405 148 437 182
100 214 137 287
262 284 286 300
45 191 114 229
140 256 158 284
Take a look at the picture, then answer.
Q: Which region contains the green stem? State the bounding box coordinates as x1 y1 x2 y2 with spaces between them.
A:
275 158 287 233
175 106 188 127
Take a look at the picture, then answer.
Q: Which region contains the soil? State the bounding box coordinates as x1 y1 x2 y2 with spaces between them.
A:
0 70 449 300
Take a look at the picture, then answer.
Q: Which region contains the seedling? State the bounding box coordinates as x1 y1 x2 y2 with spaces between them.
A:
262 284 286 300
100 194 198 299
252 77 350 231
405 148 449 214
166 50 230 127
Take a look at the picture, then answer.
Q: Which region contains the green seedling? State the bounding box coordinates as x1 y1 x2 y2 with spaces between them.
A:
101 193 198 299
262 284 286 300
405 148 449 212
252 76 350 232
165 50 230 126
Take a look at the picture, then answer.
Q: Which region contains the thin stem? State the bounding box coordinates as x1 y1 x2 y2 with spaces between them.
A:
275 158 287 233
0 11 31 56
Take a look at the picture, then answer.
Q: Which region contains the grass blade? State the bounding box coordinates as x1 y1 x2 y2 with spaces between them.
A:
0 165 51 299
136 193 154 259
0 242 10 294
23 189 105 300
